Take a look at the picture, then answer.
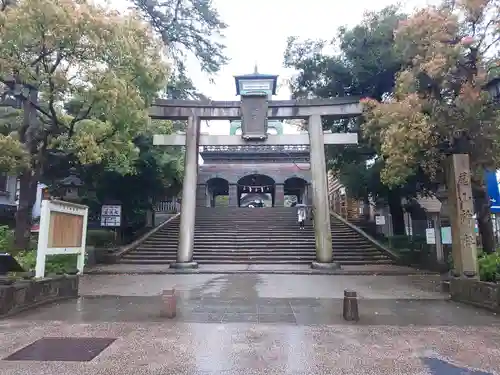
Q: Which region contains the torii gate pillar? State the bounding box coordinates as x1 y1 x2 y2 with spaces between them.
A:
171 115 200 269
309 115 337 268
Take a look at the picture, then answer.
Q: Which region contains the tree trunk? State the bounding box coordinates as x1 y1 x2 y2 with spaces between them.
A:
473 182 495 254
388 189 405 235
14 170 38 250
14 85 39 250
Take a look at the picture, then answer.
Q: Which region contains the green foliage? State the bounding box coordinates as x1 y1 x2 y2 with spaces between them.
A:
0 225 13 252
15 251 79 275
215 195 229 207
387 234 429 252
0 0 171 248
86 229 117 248
478 252 500 283
362 2 500 187
283 6 426 207
73 119 183 230
13 229 115 275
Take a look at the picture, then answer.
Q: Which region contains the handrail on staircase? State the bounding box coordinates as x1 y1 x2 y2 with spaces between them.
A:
112 213 181 259
329 210 400 262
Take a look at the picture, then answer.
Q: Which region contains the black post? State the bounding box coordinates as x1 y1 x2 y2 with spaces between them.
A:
343 289 359 321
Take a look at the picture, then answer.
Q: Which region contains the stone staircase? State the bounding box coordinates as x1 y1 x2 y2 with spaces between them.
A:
119 207 395 265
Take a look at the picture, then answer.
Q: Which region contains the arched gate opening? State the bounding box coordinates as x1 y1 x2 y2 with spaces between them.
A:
206 178 229 207
237 174 276 207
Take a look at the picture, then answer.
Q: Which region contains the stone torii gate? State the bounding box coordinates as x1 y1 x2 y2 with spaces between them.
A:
151 96 361 269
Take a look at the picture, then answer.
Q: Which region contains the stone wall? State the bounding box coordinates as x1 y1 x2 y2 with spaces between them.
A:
0 275 79 318
449 278 500 313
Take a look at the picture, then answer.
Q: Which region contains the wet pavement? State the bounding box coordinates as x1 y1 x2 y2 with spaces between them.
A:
1 273 500 374
86 263 434 275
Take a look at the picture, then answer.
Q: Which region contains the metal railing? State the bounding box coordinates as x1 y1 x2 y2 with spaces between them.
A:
154 200 181 213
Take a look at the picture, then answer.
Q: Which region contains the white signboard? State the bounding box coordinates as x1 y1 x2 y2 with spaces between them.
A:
425 227 453 245
425 228 436 244
441 226 452 245
375 216 385 225
101 204 121 227
35 200 88 278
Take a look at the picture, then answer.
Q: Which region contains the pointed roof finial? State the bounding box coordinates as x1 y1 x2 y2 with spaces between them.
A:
253 62 259 74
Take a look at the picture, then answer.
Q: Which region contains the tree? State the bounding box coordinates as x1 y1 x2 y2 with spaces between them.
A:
0 0 169 248
284 6 418 234
132 0 228 98
74 120 183 237
362 0 500 253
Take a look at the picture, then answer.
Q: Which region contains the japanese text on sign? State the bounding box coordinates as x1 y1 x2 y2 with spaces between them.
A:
101 205 121 227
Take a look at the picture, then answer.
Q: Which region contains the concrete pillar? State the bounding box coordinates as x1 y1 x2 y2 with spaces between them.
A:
447 154 478 278
172 116 200 269
431 213 444 264
228 184 238 207
145 209 154 228
205 185 211 207
308 115 337 269
300 187 307 204
306 184 313 206
274 184 285 207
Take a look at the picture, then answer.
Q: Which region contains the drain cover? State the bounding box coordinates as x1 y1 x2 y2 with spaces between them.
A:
4 337 116 362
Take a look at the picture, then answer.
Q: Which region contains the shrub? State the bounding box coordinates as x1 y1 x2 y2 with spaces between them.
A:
388 235 429 252
15 251 80 275
0 225 13 253
478 252 500 283
86 229 116 247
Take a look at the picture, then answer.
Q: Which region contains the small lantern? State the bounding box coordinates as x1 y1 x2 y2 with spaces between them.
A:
234 65 278 140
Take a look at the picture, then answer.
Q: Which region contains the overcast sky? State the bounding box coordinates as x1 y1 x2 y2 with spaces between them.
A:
184 0 437 134
110 0 437 134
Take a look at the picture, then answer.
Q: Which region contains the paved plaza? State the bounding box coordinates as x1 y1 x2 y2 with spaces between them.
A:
1 272 500 374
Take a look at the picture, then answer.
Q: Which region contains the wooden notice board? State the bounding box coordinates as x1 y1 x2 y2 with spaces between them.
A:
48 212 84 248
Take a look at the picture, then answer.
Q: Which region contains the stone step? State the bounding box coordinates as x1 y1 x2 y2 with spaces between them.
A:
146 235 363 242
140 238 373 244
122 254 389 262
129 250 386 257
141 241 318 246
140 241 374 247
119 258 394 265
141 236 373 247
154 229 355 235
124 253 317 259
118 211 395 267
163 219 346 223
138 242 373 250
192 222 333 226
146 235 368 243
138 248 384 254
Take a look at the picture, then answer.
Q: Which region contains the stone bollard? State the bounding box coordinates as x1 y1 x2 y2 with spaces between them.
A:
343 289 359 322
161 288 177 318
